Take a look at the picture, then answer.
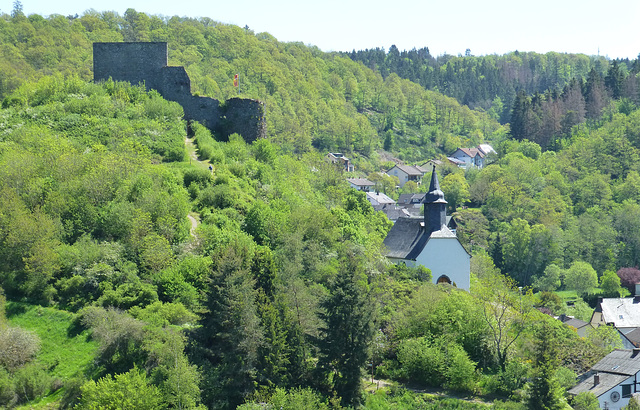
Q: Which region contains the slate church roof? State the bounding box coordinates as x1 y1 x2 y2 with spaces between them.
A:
383 168 457 260
383 217 456 260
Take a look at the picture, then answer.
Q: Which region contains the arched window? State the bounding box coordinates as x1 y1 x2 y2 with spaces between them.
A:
436 275 452 285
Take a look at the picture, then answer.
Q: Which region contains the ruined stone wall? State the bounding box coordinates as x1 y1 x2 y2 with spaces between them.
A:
220 98 266 143
93 42 167 91
93 42 265 142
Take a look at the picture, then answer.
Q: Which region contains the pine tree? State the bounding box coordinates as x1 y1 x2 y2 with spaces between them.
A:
605 60 625 99
528 322 564 410
510 90 530 141
316 247 375 407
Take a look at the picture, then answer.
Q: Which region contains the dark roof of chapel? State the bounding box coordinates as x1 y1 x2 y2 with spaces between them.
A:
383 217 456 260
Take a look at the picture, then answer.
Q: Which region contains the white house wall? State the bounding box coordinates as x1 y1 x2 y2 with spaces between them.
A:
414 237 470 291
389 168 409 187
598 375 636 410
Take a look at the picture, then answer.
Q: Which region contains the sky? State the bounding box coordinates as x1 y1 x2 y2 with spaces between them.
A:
5 0 640 59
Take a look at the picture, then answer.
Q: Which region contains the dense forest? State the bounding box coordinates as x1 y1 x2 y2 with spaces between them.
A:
347 46 639 122
0 4 640 410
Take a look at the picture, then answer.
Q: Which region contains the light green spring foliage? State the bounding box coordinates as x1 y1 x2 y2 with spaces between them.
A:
0 9 504 159
563 261 598 296
76 367 164 410
238 387 330 410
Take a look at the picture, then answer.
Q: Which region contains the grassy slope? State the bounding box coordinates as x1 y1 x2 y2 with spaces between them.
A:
6 302 98 408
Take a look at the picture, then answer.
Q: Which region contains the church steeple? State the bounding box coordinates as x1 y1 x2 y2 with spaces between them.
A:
423 168 447 235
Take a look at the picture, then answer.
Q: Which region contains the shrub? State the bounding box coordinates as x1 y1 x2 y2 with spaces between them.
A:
0 326 41 371
396 337 446 386
617 267 640 294
0 368 16 407
77 367 164 410
13 364 52 404
444 344 478 392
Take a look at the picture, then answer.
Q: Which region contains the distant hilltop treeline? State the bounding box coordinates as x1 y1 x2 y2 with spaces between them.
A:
346 46 639 122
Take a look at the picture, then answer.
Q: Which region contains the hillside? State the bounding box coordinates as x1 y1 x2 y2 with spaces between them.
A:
347 46 639 123
0 8 504 162
0 6 639 410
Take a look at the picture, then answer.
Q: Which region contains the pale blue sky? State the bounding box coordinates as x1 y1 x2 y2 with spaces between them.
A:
5 0 640 59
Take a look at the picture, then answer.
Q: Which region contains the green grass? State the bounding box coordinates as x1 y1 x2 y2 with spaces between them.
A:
554 290 580 303
6 302 97 380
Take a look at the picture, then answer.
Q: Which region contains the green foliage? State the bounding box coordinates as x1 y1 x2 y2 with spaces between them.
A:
564 261 598 296
239 387 330 410
13 363 53 404
79 306 146 375
316 246 376 407
2 9 640 409
600 269 624 297
532 264 563 292
77 367 165 410
625 396 640 410
441 172 470 212
527 322 564 410
586 324 623 352
571 392 599 410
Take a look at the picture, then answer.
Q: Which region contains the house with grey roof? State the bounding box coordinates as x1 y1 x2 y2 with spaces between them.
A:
326 153 354 172
558 314 594 338
591 288 640 349
382 169 470 291
347 178 375 192
366 191 396 207
450 145 495 169
569 349 640 408
387 164 428 187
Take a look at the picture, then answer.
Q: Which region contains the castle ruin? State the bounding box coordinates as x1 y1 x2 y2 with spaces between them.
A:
93 42 266 142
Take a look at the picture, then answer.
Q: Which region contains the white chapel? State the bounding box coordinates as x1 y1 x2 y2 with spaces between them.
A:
382 169 471 291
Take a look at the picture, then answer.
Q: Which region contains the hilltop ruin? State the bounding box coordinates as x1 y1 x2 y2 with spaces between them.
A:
93 42 266 142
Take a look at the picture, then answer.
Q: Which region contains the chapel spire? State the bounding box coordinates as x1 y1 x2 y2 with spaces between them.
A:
423 167 447 234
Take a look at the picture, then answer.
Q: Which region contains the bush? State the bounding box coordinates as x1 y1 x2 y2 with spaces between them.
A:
13 364 52 404
0 368 16 407
617 267 640 294
444 344 478 392
570 392 599 410
0 326 41 371
396 337 446 386
183 168 213 189
77 367 164 410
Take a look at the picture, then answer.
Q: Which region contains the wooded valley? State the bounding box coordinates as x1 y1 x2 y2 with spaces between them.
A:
1 5 640 409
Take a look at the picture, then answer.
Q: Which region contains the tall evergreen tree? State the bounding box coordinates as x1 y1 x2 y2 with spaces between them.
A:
605 60 625 99
196 242 263 409
510 90 530 141
527 322 564 410
315 246 375 408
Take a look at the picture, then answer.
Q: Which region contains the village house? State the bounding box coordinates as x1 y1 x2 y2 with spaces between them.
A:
347 178 375 192
382 169 470 291
326 152 354 172
449 144 496 169
569 349 640 409
590 288 640 349
558 314 594 338
366 191 396 207
387 164 428 187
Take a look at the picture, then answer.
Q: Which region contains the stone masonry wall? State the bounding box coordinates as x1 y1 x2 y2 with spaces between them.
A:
221 98 266 143
93 42 265 141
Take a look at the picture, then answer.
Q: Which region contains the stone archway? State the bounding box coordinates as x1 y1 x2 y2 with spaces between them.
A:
436 275 452 285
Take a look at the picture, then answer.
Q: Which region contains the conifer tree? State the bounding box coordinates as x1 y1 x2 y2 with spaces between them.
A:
316 246 375 408
528 322 564 410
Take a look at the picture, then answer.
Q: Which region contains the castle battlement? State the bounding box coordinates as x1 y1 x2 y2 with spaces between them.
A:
93 42 265 142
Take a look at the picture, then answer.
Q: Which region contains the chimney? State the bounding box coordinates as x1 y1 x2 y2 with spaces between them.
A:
593 373 599 386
